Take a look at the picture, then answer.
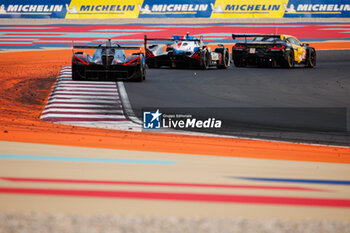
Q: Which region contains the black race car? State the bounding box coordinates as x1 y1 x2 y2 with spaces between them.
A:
232 34 316 68
72 39 146 81
144 34 230 69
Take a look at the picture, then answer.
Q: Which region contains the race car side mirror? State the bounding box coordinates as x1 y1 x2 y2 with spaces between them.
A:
303 43 309 46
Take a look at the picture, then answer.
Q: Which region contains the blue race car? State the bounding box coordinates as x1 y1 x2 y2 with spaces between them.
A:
72 39 146 81
144 34 230 69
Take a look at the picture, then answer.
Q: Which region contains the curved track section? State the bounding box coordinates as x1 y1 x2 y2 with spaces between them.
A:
125 50 350 145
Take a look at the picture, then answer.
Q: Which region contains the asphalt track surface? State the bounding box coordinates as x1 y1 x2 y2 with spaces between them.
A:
125 50 350 146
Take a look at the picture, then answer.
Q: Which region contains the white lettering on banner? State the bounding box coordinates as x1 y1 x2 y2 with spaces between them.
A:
319 5 326 11
296 4 350 12
152 5 162 12
22 5 29 12
7 5 18 11
29 5 36 12
6 4 63 12
173 5 181 11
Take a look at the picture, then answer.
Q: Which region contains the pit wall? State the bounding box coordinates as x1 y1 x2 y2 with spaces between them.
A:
0 0 349 19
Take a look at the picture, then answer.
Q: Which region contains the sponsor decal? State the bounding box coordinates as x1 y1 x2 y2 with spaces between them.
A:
139 4 208 14
139 0 215 18
65 0 143 19
211 0 288 18
284 0 350 17
0 4 63 13
143 109 222 130
0 0 68 18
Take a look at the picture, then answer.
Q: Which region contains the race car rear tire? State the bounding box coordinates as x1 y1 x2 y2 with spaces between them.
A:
216 48 230 69
284 51 295 68
233 57 247 67
201 50 210 70
306 48 316 68
135 63 145 82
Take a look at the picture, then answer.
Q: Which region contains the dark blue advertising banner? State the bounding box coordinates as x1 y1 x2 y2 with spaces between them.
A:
284 0 350 18
0 0 70 18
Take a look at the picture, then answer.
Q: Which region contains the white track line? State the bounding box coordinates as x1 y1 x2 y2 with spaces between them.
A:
58 81 116 85
55 87 118 91
117 81 143 125
41 113 126 119
49 95 119 100
53 91 118 95
59 84 117 88
48 99 119 104
43 109 124 114
45 104 122 108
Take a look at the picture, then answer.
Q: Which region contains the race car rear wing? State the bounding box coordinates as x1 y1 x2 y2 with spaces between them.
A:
73 45 141 50
144 34 204 50
72 39 141 54
232 34 282 43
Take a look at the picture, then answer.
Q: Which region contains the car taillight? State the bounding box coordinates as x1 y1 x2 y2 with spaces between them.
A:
233 44 246 49
146 49 154 58
74 56 90 65
269 45 285 50
123 57 139 66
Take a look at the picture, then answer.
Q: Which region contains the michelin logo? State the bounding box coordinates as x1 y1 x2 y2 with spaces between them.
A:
75 5 135 13
138 4 208 14
210 4 224 13
284 4 350 13
66 4 78 14
0 4 63 13
224 4 280 11
283 3 296 13
0 5 6 13
138 4 151 14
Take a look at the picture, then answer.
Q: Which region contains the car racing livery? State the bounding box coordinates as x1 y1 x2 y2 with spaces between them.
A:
72 39 146 81
144 34 230 69
231 34 316 68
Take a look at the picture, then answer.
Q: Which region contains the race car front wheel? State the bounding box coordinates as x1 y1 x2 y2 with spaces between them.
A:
306 48 316 68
